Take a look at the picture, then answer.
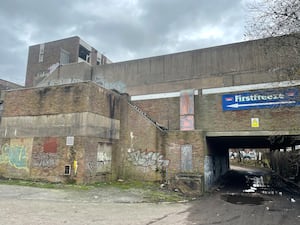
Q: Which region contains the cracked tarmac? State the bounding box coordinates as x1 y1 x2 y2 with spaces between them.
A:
0 167 299 225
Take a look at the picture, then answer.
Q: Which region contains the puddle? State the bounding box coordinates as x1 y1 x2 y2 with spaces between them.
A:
221 193 265 205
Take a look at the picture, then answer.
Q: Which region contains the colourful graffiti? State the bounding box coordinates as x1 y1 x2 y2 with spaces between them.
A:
127 149 169 171
0 144 27 168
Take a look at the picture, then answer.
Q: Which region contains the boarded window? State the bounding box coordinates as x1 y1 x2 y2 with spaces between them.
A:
96 143 112 173
39 44 44 63
43 137 57 153
181 144 193 172
60 48 70 65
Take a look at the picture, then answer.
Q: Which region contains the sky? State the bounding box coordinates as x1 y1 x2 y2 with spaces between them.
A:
0 0 251 85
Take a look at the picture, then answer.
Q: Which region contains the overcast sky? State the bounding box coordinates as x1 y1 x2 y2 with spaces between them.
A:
0 0 250 85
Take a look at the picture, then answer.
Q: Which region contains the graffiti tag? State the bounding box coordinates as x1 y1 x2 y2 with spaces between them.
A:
127 149 169 171
32 152 57 168
88 151 112 175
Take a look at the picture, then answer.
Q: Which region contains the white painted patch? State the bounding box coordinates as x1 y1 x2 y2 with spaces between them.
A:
202 80 300 95
131 90 198 101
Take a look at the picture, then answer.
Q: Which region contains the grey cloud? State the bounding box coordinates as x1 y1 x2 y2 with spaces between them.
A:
0 0 248 85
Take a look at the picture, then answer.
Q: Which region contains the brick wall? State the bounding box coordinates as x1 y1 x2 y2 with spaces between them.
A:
197 87 300 133
0 82 125 184
3 82 124 120
117 100 167 181
165 131 205 178
3 84 89 117
134 97 180 130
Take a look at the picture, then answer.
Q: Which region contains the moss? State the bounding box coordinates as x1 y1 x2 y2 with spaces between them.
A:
0 178 188 202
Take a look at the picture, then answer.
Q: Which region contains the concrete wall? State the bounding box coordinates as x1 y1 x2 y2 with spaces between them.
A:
36 62 92 87
93 35 300 95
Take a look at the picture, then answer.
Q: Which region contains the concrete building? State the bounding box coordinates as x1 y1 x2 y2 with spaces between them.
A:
0 34 300 193
25 36 111 87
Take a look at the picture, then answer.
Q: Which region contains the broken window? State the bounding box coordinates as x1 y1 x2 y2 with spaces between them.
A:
78 45 91 63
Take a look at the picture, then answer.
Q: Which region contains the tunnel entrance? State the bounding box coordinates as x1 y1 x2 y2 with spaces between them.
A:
204 134 300 190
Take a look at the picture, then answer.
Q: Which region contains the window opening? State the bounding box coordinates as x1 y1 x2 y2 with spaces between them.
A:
64 165 71 175
79 45 91 63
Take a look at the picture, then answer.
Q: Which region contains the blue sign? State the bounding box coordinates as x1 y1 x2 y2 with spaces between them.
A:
222 88 299 111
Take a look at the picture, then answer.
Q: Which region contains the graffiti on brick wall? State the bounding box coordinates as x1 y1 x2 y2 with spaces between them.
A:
127 149 169 171
87 157 111 175
32 152 57 168
87 144 112 175
0 144 28 169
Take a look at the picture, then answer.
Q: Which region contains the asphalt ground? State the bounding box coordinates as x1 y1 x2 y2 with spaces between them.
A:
0 167 299 225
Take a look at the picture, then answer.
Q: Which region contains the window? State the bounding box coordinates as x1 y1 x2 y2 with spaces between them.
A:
78 45 91 63
64 165 71 175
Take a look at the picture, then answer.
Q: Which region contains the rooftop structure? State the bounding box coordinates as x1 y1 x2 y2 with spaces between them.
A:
25 36 111 87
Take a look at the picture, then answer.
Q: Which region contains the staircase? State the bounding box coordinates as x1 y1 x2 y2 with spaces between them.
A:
127 101 168 132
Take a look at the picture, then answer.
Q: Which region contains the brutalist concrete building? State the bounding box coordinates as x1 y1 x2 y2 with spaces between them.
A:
0 34 299 193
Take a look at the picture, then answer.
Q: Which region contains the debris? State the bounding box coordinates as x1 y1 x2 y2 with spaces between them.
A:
160 184 166 189
243 189 255 193
177 200 188 203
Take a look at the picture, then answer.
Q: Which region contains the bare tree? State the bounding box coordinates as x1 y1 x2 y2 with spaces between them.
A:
244 0 300 81
245 1 300 182
245 0 300 39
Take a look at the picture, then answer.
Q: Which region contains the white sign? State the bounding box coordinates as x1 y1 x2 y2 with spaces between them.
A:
66 136 74 146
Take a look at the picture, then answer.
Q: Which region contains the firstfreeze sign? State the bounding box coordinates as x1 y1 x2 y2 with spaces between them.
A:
222 88 299 111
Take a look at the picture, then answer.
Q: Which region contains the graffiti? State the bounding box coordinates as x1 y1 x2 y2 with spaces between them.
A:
0 144 27 168
32 152 57 168
88 151 112 175
127 149 169 171
95 76 126 93
97 151 111 163
87 160 111 175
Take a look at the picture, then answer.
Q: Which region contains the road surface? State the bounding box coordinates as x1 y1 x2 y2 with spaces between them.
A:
0 168 299 225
